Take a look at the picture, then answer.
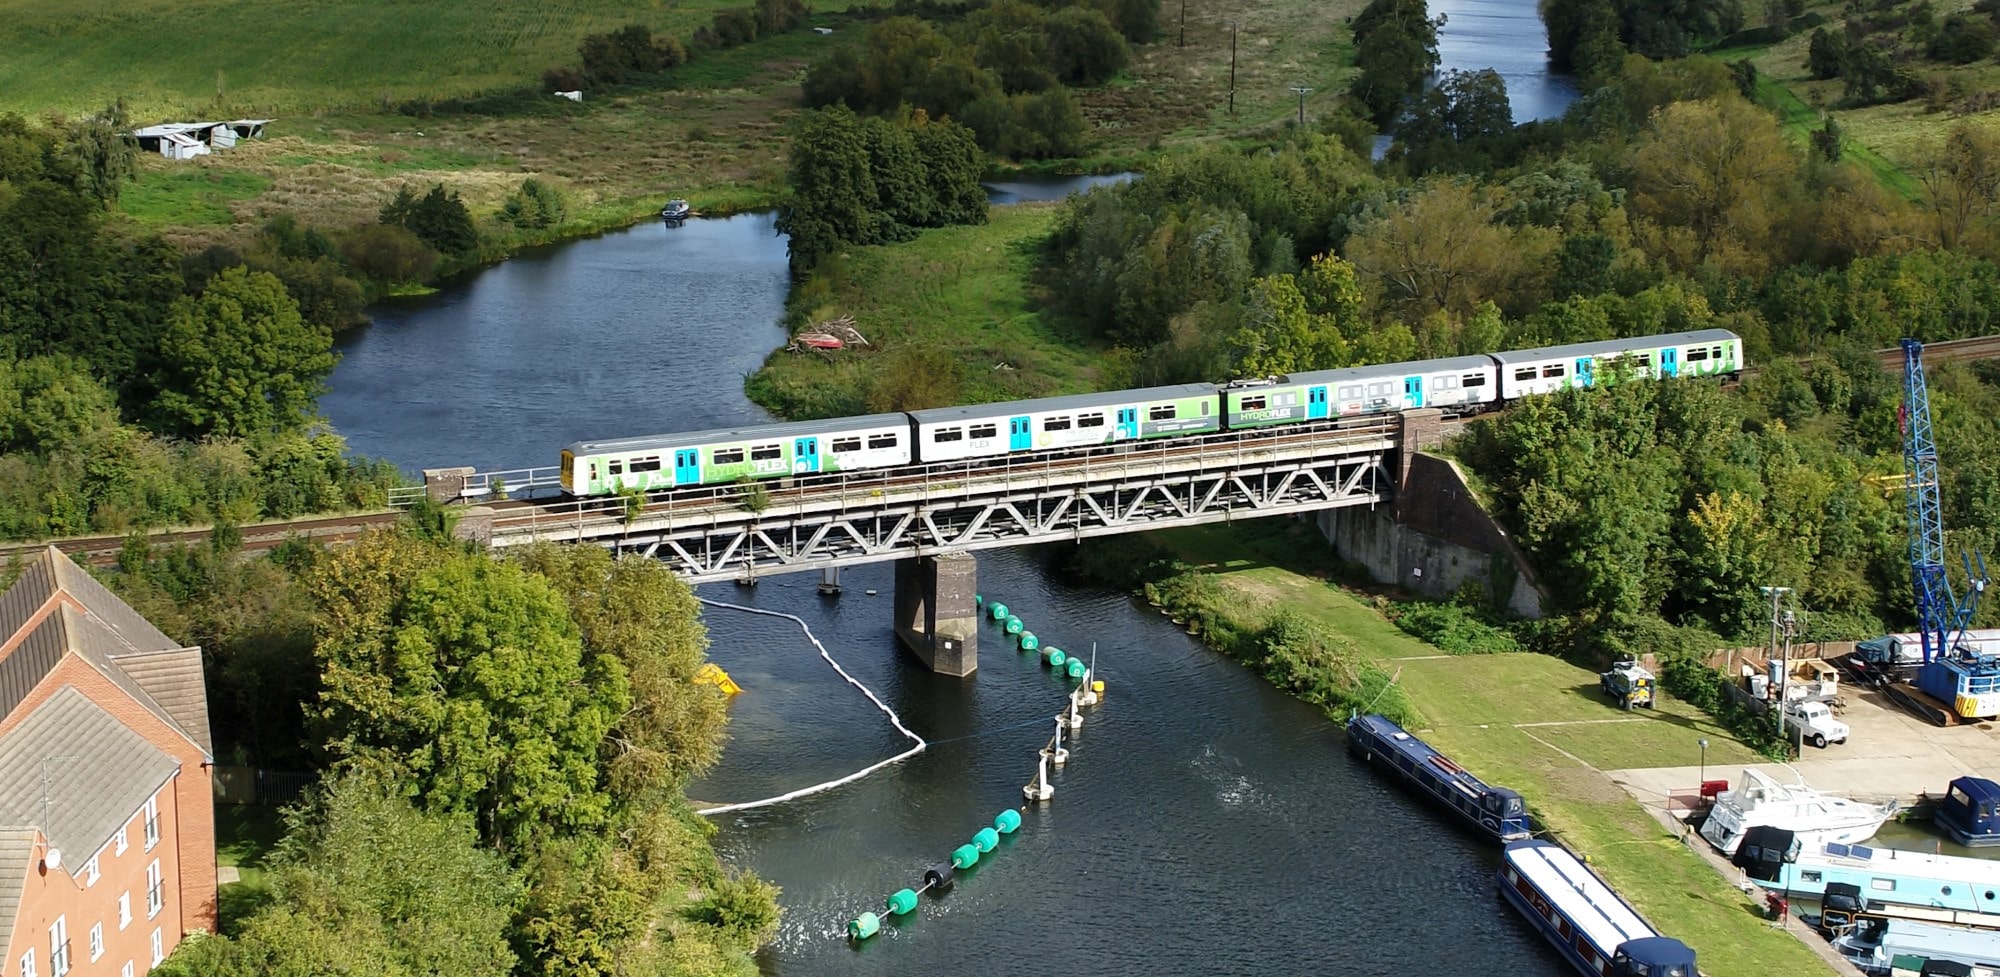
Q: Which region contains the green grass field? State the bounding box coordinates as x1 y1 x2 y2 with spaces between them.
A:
1146 522 1835 977
0 0 858 117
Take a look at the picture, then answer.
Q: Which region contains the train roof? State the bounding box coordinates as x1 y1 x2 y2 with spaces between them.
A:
1504 840 1662 955
906 383 1219 424
1282 354 1497 386
564 413 910 455
1490 329 1742 364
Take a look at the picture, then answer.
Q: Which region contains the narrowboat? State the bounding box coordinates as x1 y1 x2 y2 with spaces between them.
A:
1832 915 2000 976
1347 713 1532 843
1936 777 2000 848
1499 839 1698 977
1749 838 2000 925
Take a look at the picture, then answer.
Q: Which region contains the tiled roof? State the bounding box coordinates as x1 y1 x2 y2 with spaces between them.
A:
11 608 210 759
107 649 212 755
0 687 179 863
0 828 35 965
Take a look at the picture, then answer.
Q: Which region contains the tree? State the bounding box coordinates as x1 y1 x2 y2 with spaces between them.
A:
52 101 138 206
381 184 478 256
308 533 630 854
1542 0 1625 82
1349 0 1444 126
1624 97 1799 277
1046 7 1130 85
1930 13 1997 64
1343 178 1546 318
1806 27 1845 80
502 178 569 230
776 106 880 272
1919 124 2000 253
152 266 336 439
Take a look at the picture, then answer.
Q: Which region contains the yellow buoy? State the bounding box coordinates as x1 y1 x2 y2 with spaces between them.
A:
1091 680 1106 695
695 662 743 695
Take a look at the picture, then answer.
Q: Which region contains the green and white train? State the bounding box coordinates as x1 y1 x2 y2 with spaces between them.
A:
559 329 1744 497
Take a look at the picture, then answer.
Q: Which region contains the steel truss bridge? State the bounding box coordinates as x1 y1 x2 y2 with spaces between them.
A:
446 414 1417 584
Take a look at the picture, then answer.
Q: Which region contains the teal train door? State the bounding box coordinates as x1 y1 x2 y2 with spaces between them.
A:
1307 386 1329 419
1575 357 1594 387
793 437 819 474
1116 407 1138 440
1403 376 1424 408
674 449 701 486
1660 347 1679 377
1009 416 1032 451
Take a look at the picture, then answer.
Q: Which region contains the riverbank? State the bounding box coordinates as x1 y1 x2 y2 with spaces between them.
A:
1065 520 1837 977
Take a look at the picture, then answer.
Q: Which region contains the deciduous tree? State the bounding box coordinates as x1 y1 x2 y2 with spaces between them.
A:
152 266 335 439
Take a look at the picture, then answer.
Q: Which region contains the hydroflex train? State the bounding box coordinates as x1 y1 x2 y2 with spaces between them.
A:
559 329 1745 497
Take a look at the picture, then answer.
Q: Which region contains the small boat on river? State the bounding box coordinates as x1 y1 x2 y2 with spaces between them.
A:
1346 713 1531 843
1499 839 1699 977
1936 777 2000 848
660 198 692 221
1699 767 1898 856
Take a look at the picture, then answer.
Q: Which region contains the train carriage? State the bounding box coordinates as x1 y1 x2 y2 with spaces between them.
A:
908 384 1220 464
1272 354 1501 422
560 414 913 495
1493 329 1743 400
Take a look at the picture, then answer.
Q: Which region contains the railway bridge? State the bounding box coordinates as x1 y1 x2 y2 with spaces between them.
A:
413 410 1444 674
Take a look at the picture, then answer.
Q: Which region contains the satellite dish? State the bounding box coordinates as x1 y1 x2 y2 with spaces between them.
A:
42 848 60 871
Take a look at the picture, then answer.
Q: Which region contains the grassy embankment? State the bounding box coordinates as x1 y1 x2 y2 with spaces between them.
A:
1130 521 1832 977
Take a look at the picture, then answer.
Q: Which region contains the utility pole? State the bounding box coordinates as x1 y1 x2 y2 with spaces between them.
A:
1290 84 1313 128
1179 0 1187 46
1760 585 1794 738
1228 21 1239 115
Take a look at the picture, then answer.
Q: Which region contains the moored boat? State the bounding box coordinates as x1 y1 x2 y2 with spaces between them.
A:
1832 916 2000 976
1699 767 1898 856
1498 839 1698 977
1937 777 2000 848
660 198 692 220
1347 713 1532 843
1749 837 2000 923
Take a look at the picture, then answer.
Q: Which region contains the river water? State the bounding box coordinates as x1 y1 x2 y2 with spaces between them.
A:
1432 0 1581 125
324 185 1572 974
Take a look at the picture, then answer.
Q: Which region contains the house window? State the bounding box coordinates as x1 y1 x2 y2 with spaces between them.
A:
749 444 781 461
87 925 101 964
120 965 131 977
49 916 67 977
1541 364 1566 379
712 448 745 465
1147 404 1177 421
969 423 998 439
933 427 964 443
149 930 161 967
146 861 163 918
1513 367 1536 382
1044 416 1072 432
20 948 34 977
1077 413 1105 428
143 797 158 851
82 856 98 887
113 828 126 857
118 894 130 930
867 433 898 450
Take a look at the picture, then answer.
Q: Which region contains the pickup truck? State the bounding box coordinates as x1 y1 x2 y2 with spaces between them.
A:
1780 700 1849 749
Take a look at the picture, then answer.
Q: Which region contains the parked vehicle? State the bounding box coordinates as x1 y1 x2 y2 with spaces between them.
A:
1600 658 1656 710
1783 699 1851 748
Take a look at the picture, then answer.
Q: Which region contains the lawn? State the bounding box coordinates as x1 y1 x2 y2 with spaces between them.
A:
119 168 273 228
1142 520 1834 977
215 802 285 887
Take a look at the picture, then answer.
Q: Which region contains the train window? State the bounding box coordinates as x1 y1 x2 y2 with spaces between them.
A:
714 448 745 465
1077 413 1105 428
1148 404 1177 421
1045 416 1072 431
751 444 782 461
1201 400 1211 415
831 437 862 453
934 427 964 443
1634 354 1652 368
868 433 899 449
970 423 998 439
1463 373 1487 387
1687 347 1710 362
608 461 623 475
1711 345 1723 358
1367 382 1392 398
631 457 662 473
1431 376 1456 389
1541 364 1566 378
1241 395 1268 410
1338 385 1361 400
1513 367 1536 382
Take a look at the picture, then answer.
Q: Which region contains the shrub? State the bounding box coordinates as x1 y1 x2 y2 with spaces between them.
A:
754 0 811 34
339 224 439 285
712 9 760 47
380 184 478 257
501 177 569 230
542 65 587 91
1389 598 1522 654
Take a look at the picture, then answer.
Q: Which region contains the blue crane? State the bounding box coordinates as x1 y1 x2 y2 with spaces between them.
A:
1901 339 2000 721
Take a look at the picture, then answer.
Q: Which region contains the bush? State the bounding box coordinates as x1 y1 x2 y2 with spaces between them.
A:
754 0 811 34
501 177 569 230
1930 13 1998 63
1658 653 1791 759
380 184 478 257
1389 597 1522 654
711 8 760 47
339 224 439 285
579 23 688 82
543 65 587 91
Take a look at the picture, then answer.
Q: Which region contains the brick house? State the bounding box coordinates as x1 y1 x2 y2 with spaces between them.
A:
0 548 216 977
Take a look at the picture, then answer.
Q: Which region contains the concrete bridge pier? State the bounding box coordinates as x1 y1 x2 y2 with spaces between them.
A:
894 552 977 676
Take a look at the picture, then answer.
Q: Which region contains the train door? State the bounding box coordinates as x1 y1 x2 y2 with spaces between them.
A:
1115 407 1138 440
1660 347 1679 377
674 449 702 486
1403 376 1424 408
1574 357 1594 388
1009 416 1032 451
1307 386 1329 420
792 437 819 474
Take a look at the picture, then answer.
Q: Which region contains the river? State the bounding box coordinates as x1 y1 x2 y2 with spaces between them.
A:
323 185 1571 975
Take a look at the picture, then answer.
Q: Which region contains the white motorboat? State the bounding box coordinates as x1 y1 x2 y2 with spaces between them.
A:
1699 768 1898 856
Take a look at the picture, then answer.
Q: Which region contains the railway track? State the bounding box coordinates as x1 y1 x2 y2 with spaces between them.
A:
15 335 2000 564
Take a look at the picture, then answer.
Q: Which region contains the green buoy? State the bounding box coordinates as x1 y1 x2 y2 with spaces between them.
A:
972 827 1000 852
989 602 1010 621
1005 616 1024 635
974 594 985 610
885 889 918 915
848 912 881 940
1066 657 1088 679
1019 632 1039 651
1044 648 1067 668
951 844 980 869
994 809 1022 833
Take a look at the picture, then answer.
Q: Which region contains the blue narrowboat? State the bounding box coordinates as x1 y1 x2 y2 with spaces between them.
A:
1347 713 1532 843
1500 839 1699 977
1937 777 2000 848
